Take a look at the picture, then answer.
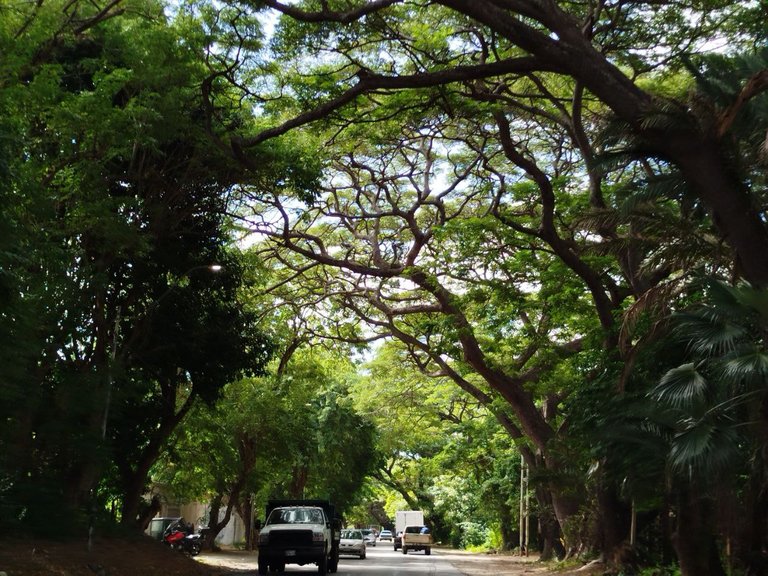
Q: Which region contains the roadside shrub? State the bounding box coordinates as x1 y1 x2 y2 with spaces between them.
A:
459 521 488 549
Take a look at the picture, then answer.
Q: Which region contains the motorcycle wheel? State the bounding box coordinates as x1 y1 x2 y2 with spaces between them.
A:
190 541 202 556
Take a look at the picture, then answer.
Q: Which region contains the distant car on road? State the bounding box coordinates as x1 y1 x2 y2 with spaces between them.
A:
361 528 377 546
378 529 393 541
339 529 366 559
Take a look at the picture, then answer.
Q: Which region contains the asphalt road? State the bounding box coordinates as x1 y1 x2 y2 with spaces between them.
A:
198 543 464 575
335 543 463 575
196 543 556 576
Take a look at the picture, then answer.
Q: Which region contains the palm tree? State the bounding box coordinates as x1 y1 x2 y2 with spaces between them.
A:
651 279 768 575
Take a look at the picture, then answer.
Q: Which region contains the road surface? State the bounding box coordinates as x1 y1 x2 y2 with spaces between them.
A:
196 544 552 575
337 544 463 575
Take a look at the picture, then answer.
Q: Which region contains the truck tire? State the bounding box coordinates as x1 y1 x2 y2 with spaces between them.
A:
402 546 408 555
271 562 285 572
257 558 267 575
425 547 431 555
318 554 328 575
329 551 339 573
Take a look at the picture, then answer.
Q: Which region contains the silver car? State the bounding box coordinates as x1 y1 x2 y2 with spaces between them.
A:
361 528 377 546
339 529 366 559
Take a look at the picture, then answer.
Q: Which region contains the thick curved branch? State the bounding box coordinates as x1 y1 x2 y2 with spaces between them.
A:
259 0 400 23
717 69 768 138
233 57 556 149
493 111 618 335
344 290 540 465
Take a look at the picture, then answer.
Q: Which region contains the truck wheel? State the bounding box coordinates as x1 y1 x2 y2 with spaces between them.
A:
271 562 285 572
329 552 339 573
425 547 431 555
402 546 408 555
318 554 328 575
257 558 267 575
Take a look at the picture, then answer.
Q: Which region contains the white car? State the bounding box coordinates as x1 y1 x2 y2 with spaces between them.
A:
339 529 366 559
378 529 393 541
361 528 377 546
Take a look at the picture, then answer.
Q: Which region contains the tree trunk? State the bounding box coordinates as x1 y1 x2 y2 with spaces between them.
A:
596 479 630 565
498 503 515 551
535 487 565 560
672 486 726 576
289 465 308 498
137 495 162 532
236 493 255 551
660 138 768 288
203 489 242 549
735 433 768 574
205 492 225 550
121 391 194 526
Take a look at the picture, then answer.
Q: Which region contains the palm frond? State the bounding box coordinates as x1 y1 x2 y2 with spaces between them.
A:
721 348 768 384
620 278 684 355
728 283 768 323
673 311 746 356
652 363 709 410
648 276 768 484
617 173 689 217
668 417 739 475
640 98 700 133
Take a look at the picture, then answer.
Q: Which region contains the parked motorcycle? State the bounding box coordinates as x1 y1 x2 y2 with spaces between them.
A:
162 518 202 556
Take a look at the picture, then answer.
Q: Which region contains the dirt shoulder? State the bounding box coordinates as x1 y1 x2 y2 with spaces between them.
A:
435 549 552 575
0 537 237 576
432 549 605 576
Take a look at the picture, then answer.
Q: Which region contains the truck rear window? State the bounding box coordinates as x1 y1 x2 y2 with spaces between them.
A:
267 507 325 525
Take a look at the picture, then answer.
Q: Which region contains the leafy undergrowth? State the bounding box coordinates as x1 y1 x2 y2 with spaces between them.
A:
0 537 236 576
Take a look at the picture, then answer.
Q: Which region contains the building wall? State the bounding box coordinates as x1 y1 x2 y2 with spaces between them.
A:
151 492 247 547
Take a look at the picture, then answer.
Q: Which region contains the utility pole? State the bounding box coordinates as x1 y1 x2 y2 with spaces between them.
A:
519 454 529 556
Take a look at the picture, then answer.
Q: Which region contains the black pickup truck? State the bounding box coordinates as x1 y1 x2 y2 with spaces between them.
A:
256 499 341 575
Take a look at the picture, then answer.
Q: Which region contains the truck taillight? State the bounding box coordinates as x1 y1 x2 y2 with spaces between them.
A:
312 531 324 542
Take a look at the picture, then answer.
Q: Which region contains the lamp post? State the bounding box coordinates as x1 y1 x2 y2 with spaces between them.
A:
89 263 222 551
101 263 222 441
154 264 223 305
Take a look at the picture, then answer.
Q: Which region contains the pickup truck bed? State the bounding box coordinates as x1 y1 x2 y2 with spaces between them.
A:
401 526 432 555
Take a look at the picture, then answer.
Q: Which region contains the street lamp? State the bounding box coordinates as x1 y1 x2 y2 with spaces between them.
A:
154 264 223 305
104 262 223 430
90 262 223 550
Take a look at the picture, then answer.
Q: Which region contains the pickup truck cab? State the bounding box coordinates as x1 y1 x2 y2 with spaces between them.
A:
257 500 340 574
401 525 432 555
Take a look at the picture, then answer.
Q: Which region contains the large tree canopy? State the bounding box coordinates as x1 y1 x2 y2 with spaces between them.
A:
218 0 768 571
0 0 279 531
3 1 768 574
228 0 767 281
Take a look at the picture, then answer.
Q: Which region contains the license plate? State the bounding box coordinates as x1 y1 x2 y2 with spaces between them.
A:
285 550 296 557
